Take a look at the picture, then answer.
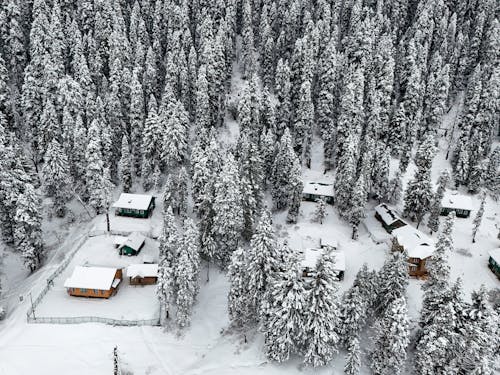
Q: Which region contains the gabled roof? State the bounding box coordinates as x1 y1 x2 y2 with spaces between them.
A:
441 191 474 211
126 264 159 278
64 266 119 290
301 248 346 271
374 204 406 226
392 226 435 259
119 232 146 251
112 193 154 210
489 248 500 264
303 182 335 198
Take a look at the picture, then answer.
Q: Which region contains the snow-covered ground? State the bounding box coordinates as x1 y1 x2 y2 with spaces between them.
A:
0 79 498 375
35 235 160 320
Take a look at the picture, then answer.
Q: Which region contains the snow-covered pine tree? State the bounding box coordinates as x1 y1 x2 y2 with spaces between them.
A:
421 211 455 327
388 170 404 205
472 191 486 243
286 150 303 224
458 285 497 373
271 128 296 209
483 146 499 197
303 250 341 367
262 265 307 362
227 247 252 329
374 251 408 315
340 284 367 347
212 153 243 266
335 133 357 218
427 169 450 234
344 337 361 375
348 173 366 240
118 135 132 192
370 297 410 375
14 183 43 272
175 218 201 328
41 139 71 217
313 198 327 224
246 209 278 319
85 120 106 214
403 135 436 227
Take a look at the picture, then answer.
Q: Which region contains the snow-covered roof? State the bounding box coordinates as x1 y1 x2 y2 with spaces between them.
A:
113 236 127 247
303 182 334 198
374 204 405 226
301 248 346 271
64 266 120 290
392 226 435 259
441 191 474 211
126 264 159 278
112 193 154 210
142 254 155 264
489 248 500 264
119 232 146 251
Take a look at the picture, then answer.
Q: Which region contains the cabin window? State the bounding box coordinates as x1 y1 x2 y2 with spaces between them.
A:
409 265 417 273
94 289 98 295
80 288 87 293
140 210 145 215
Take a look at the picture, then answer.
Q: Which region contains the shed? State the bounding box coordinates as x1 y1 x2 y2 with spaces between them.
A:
112 193 155 218
302 182 335 204
392 226 435 278
374 204 407 233
126 264 159 285
440 192 473 218
119 232 146 256
488 248 500 279
64 266 122 298
300 248 345 280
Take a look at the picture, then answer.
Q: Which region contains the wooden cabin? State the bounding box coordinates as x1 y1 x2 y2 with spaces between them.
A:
488 248 500 279
118 232 146 256
440 191 473 218
126 264 159 285
302 182 335 204
112 193 155 218
374 204 407 233
300 247 346 281
64 266 122 298
391 226 435 278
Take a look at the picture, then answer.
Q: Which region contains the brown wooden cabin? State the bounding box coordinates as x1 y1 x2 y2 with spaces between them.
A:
391 226 435 278
64 266 122 298
126 264 158 286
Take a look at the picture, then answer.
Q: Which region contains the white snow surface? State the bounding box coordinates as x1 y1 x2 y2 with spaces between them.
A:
301 248 346 272
64 266 120 290
112 193 154 211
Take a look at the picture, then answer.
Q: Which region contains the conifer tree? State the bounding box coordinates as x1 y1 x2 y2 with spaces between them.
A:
303 250 341 367
262 266 306 362
344 337 361 375
118 135 132 192
85 120 106 214
286 152 303 224
374 252 409 314
335 133 357 217
42 139 71 217
427 170 450 234
388 170 403 205
246 209 278 319
348 174 366 240
212 153 243 266
370 297 410 375
313 198 327 224
472 192 486 243
228 248 252 329
14 183 44 272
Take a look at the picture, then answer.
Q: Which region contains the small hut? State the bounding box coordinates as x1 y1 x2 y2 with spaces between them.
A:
302 182 335 204
118 232 146 256
440 192 473 218
488 248 500 279
374 204 407 233
392 226 435 278
126 264 159 285
64 266 122 298
112 193 155 218
300 247 345 281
